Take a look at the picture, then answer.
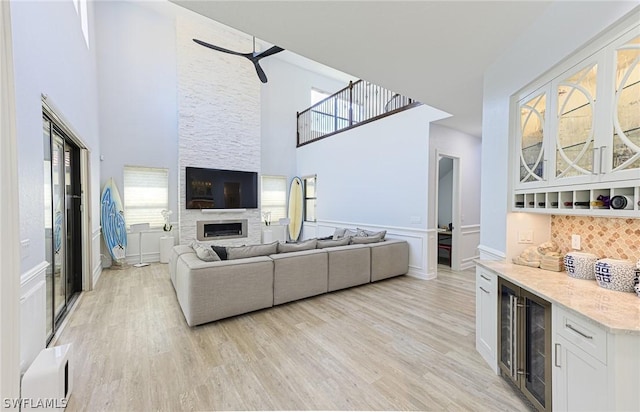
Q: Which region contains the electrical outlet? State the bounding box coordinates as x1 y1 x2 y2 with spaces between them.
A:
571 234 581 250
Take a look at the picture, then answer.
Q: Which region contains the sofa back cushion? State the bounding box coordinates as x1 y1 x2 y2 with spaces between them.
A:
191 241 221 262
278 238 317 253
350 232 386 244
227 241 278 260
317 237 351 248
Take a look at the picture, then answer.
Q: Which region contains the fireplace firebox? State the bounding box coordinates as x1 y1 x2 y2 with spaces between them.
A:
197 220 248 241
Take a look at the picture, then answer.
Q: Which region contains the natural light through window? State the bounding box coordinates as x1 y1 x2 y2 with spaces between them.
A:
123 166 169 228
261 176 287 222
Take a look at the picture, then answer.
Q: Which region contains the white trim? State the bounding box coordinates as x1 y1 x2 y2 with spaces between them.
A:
20 261 50 287
92 228 102 289
317 219 429 234
125 252 161 265
0 0 21 404
460 255 480 271
460 224 481 235
478 244 506 260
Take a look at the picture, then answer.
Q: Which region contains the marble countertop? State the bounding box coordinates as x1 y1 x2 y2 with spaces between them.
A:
476 260 640 335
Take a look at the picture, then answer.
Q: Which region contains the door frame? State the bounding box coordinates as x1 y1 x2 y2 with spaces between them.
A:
434 149 461 271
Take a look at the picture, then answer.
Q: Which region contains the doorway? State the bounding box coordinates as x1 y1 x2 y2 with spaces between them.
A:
435 154 460 271
43 112 83 344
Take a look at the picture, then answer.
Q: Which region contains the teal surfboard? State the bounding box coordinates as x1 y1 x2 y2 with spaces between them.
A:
101 178 127 262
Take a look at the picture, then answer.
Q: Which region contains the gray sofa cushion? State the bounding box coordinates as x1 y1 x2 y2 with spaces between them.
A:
317 237 350 248
370 239 410 281
351 232 385 244
278 238 317 253
191 241 221 262
227 241 278 260
333 227 356 240
357 228 387 239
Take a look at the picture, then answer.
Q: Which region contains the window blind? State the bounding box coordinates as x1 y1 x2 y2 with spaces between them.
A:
123 166 168 228
260 175 287 222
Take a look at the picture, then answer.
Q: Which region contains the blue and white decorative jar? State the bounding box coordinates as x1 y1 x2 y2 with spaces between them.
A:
564 252 598 280
594 258 637 293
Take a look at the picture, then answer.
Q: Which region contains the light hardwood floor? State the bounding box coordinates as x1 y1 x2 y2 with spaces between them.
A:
56 264 531 411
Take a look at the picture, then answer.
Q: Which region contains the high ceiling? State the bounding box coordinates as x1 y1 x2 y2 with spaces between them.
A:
171 1 553 137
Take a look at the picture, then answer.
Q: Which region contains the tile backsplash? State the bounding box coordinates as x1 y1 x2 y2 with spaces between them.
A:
551 215 640 261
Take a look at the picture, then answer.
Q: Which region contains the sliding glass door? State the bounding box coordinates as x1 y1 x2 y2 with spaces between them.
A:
43 113 82 343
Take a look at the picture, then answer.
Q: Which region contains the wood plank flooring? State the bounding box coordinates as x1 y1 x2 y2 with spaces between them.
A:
56 264 531 411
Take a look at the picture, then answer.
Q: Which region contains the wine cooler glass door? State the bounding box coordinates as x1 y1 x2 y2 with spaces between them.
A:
523 290 552 412
498 279 519 382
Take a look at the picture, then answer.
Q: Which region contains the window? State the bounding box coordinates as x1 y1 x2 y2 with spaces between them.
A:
303 175 317 222
260 175 287 223
123 166 169 228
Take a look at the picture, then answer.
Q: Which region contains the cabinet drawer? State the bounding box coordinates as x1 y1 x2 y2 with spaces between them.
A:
477 268 495 291
554 306 607 363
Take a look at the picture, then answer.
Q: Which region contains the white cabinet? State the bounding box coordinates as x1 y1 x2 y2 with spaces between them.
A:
512 22 640 216
475 267 498 373
552 305 640 412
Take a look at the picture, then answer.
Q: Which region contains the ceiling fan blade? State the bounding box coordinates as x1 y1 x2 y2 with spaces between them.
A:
255 45 284 60
193 39 249 57
254 62 268 83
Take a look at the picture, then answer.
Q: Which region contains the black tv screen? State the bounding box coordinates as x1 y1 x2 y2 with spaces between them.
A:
185 167 258 209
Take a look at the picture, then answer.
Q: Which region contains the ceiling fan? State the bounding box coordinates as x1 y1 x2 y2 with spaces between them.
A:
193 37 284 83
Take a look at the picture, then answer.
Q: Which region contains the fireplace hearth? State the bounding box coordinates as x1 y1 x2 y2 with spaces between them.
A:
197 220 248 241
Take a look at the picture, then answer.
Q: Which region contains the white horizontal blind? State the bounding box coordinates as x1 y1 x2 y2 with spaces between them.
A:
123 166 168 228
261 175 287 222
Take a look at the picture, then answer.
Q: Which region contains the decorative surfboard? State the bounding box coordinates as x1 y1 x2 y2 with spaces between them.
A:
288 177 303 242
101 178 127 262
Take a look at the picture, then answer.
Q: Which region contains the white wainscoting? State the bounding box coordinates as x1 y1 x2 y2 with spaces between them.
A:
20 261 48 374
305 220 433 280
478 244 506 261
460 224 481 270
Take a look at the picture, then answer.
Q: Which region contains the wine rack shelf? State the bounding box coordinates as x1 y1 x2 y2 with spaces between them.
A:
513 185 640 217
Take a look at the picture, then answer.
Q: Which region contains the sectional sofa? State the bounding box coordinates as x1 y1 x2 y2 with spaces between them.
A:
169 237 410 326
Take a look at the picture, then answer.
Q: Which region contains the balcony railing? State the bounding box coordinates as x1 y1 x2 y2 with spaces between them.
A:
296 80 421 147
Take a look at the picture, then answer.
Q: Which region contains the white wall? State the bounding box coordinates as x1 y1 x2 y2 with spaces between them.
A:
260 56 350 179
297 105 449 278
10 0 100 372
94 1 179 264
479 2 638 259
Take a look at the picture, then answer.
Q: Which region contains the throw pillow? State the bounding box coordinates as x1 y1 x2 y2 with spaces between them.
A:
350 232 386 244
191 241 221 262
211 245 228 261
317 237 351 248
227 241 278 260
332 228 347 240
277 238 317 253
357 228 387 239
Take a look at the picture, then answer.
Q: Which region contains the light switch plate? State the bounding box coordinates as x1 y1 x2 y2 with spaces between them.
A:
518 230 533 244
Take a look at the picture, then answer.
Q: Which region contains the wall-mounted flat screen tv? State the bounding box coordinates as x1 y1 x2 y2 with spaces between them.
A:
185 167 258 209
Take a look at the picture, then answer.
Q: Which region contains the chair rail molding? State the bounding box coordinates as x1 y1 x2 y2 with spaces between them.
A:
478 244 506 261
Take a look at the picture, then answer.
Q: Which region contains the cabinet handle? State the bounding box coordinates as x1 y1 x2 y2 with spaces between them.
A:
479 286 489 294
592 147 600 175
555 343 561 367
566 323 593 339
480 274 490 281
599 145 606 174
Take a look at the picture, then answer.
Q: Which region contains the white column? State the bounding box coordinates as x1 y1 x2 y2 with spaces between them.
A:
0 0 22 407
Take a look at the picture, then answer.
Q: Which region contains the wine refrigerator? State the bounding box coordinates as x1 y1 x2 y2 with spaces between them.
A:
498 278 552 411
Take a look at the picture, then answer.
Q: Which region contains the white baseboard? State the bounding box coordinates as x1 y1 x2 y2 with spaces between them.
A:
407 268 436 280
92 263 102 289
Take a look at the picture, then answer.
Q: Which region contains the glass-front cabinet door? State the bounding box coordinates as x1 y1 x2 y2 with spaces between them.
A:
517 91 548 187
605 29 640 182
553 61 599 185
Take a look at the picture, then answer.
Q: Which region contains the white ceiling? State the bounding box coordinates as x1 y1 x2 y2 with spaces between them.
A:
170 0 554 137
